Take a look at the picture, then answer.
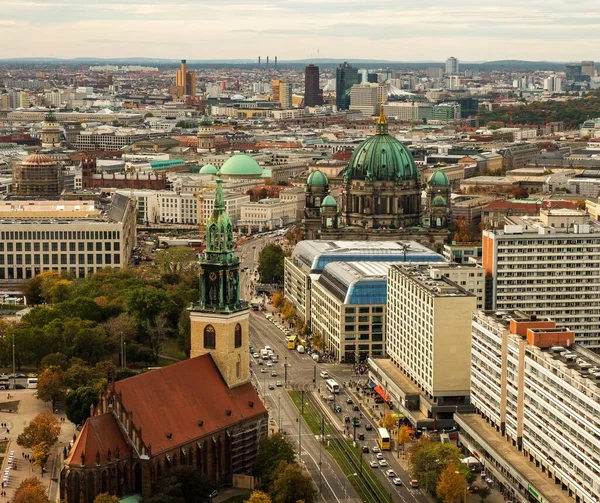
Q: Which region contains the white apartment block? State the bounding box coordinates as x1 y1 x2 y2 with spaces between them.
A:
349 84 381 116
483 208 600 349
459 310 600 503
0 195 136 290
239 197 298 231
75 128 166 151
158 192 199 224
383 102 432 122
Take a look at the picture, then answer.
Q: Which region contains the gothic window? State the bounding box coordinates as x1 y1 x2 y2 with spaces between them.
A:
234 323 242 348
204 325 216 349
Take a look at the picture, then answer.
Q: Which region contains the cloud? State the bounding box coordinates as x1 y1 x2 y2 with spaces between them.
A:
0 0 599 60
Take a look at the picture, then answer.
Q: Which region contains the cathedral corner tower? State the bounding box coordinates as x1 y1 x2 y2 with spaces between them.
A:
189 171 249 388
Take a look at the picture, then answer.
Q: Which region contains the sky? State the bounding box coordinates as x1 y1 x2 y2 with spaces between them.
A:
1 0 599 61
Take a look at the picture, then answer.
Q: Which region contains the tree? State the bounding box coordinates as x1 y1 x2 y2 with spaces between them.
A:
408 437 464 495
144 312 171 361
381 412 396 432
154 247 200 276
253 433 295 488
66 386 100 426
40 352 69 370
17 412 60 469
22 275 44 305
36 366 67 407
269 461 317 503
436 460 465 503
478 487 491 502
397 425 412 454
245 491 272 503
271 292 284 310
13 477 49 503
94 494 119 503
258 244 284 284
312 331 323 351
281 300 296 321
147 465 213 503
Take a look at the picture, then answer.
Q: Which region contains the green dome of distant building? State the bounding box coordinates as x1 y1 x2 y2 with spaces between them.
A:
220 155 263 177
321 195 337 208
307 170 328 187
428 169 450 187
343 107 418 183
199 164 218 175
432 195 448 207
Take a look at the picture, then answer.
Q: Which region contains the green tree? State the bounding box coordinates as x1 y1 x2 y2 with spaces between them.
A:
408 437 465 495
22 275 44 305
258 244 284 284
126 287 170 325
65 386 100 425
40 352 69 370
36 366 67 407
253 433 295 488
269 461 317 503
147 465 213 503
66 360 94 389
436 460 465 503
54 297 104 323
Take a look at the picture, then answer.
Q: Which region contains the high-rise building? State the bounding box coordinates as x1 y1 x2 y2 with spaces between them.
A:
566 63 583 81
271 79 281 103
445 56 459 75
279 81 293 110
304 64 323 107
458 310 598 503
543 76 563 93
173 59 196 97
581 60 595 78
335 62 359 110
349 83 380 115
426 67 444 78
483 208 600 349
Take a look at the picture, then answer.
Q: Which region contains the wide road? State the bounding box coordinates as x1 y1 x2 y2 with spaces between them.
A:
249 311 429 503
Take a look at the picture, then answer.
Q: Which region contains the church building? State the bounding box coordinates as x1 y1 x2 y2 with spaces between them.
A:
60 172 267 503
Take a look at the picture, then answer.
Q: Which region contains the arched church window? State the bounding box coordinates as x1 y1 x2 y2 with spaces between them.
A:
234 324 242 348
204 325 216 349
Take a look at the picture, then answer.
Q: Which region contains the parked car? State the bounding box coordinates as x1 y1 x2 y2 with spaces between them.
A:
409 480 419 488
346 398 353 404
271 371 277 377
260 368 266 373
353 405 360 412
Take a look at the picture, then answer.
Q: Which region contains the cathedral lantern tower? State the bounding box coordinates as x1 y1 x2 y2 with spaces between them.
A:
425 169 451 229
189 171 249 388
41 110 62 148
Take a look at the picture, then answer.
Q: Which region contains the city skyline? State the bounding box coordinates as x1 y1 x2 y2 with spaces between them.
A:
1 0 599 61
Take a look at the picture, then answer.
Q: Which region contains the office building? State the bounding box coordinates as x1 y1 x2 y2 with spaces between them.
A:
304 64 323 107
483 208 600 348
458 310 598 503
0 195 136 288
311 262 389 363
383 102 432 122
271 79 281 103
13 153 61 198
581 60 595 78
432 102 461 121
445 56 459 75
239 197 298 231
284 240 444 325
566 63 582 82
279 81 293 110
349 83 380 115
335 62 359 110
426 67 443 78
173 59 196 97
368 264 476 429
544 76 563 93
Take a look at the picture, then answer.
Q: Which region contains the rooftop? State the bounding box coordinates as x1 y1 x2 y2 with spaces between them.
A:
391 264 475 298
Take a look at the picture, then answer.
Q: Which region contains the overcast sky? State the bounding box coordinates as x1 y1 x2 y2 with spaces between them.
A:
1 0 598 61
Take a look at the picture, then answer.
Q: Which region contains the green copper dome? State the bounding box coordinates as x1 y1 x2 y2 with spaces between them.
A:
428 169 450 187
321 195 337 208
307 170 328 187
199 164 218 175
432 194 448 207
343 107 418 183
220 154 263 177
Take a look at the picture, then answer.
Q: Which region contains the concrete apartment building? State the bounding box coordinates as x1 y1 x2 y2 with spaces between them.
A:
457 310 599 503
0 195 136 292
239 197 298 231
311 262 388 363
349 83 383 115
483 208 600 349
368 264 476 430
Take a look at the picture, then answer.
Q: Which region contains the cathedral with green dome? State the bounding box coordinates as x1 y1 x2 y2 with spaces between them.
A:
304 107 450 250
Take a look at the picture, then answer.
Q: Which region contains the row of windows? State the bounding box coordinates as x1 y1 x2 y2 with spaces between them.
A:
203 324 243 350
0 230 120 240
0 242 119 252
0 254 121 266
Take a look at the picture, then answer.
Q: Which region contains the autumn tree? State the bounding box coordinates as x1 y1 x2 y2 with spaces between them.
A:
381 412 396 432
436 460 465 503
281 300 296 321
269 461 317 503
147 465 213 503
397 425 412 455
94 494 119 503
271 292 284 310
13 477 49 503
17 411 61 469
253 433 295 488
408 437 464 495
36 366 67 407
245 491 272 503
312 331 323 351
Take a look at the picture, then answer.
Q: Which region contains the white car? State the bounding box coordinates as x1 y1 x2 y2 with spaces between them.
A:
372 446 381 453
385 469 396 478
369 460 378 468
252 353 259 358
376 453 384 460
320 371 329 378
378 459 388 467
266 361 273 367
392 477 402 486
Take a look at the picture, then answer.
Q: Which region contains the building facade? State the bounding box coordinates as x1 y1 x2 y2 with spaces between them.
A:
13 153 61 198
173 59 197 97
335 62 359 110
304 65 323 107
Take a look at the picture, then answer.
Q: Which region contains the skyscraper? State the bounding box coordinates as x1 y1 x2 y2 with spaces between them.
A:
445 56 459 75
581 60 595 78
304 64 323 107
335 62 359 110
279 81 293 109
173 59 196 97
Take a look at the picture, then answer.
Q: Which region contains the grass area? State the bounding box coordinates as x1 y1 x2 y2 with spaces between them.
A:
0 440 7 455
288 391 390 503
221 491 251 503
161 339 186 360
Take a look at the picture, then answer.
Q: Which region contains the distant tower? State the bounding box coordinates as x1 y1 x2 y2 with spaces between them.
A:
197 115 216 153
266 56 269 68
258 56 261 68
190 172 249 388
336 62 359 110
304 64 323 107
304 170 329 239
425 170 451 229
174 59 196 97
274 56 277 67
41 109 61 148
445 57 459 75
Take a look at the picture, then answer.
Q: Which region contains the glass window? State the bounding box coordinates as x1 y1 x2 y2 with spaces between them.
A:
204 325 216 349
234 324 242 348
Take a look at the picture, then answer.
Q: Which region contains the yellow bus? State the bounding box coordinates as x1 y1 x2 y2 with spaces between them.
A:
287 335 297 349
377 428 391 450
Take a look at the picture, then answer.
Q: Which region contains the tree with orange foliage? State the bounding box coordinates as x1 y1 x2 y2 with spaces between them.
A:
436 460 466 503
380 412 396 432
17 411 61 469
13 477 49 503
397 425 412 455
271 292 284 310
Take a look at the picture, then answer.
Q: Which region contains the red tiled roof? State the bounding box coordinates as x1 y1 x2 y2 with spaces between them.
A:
114 355 266 455
542 200 578 209
483 200 541 212
66 413 129 466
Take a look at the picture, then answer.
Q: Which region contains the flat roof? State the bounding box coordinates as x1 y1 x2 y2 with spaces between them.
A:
392 264 475 298
456 413 572 503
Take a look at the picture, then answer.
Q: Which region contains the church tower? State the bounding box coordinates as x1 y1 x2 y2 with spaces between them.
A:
197 115 216 153
189 171 249 388
41 110 61 148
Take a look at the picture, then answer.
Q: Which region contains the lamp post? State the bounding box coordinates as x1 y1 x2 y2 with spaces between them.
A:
12 331 15 390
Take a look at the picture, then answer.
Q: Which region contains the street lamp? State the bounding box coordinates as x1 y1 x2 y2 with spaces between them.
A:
12 331 15 391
